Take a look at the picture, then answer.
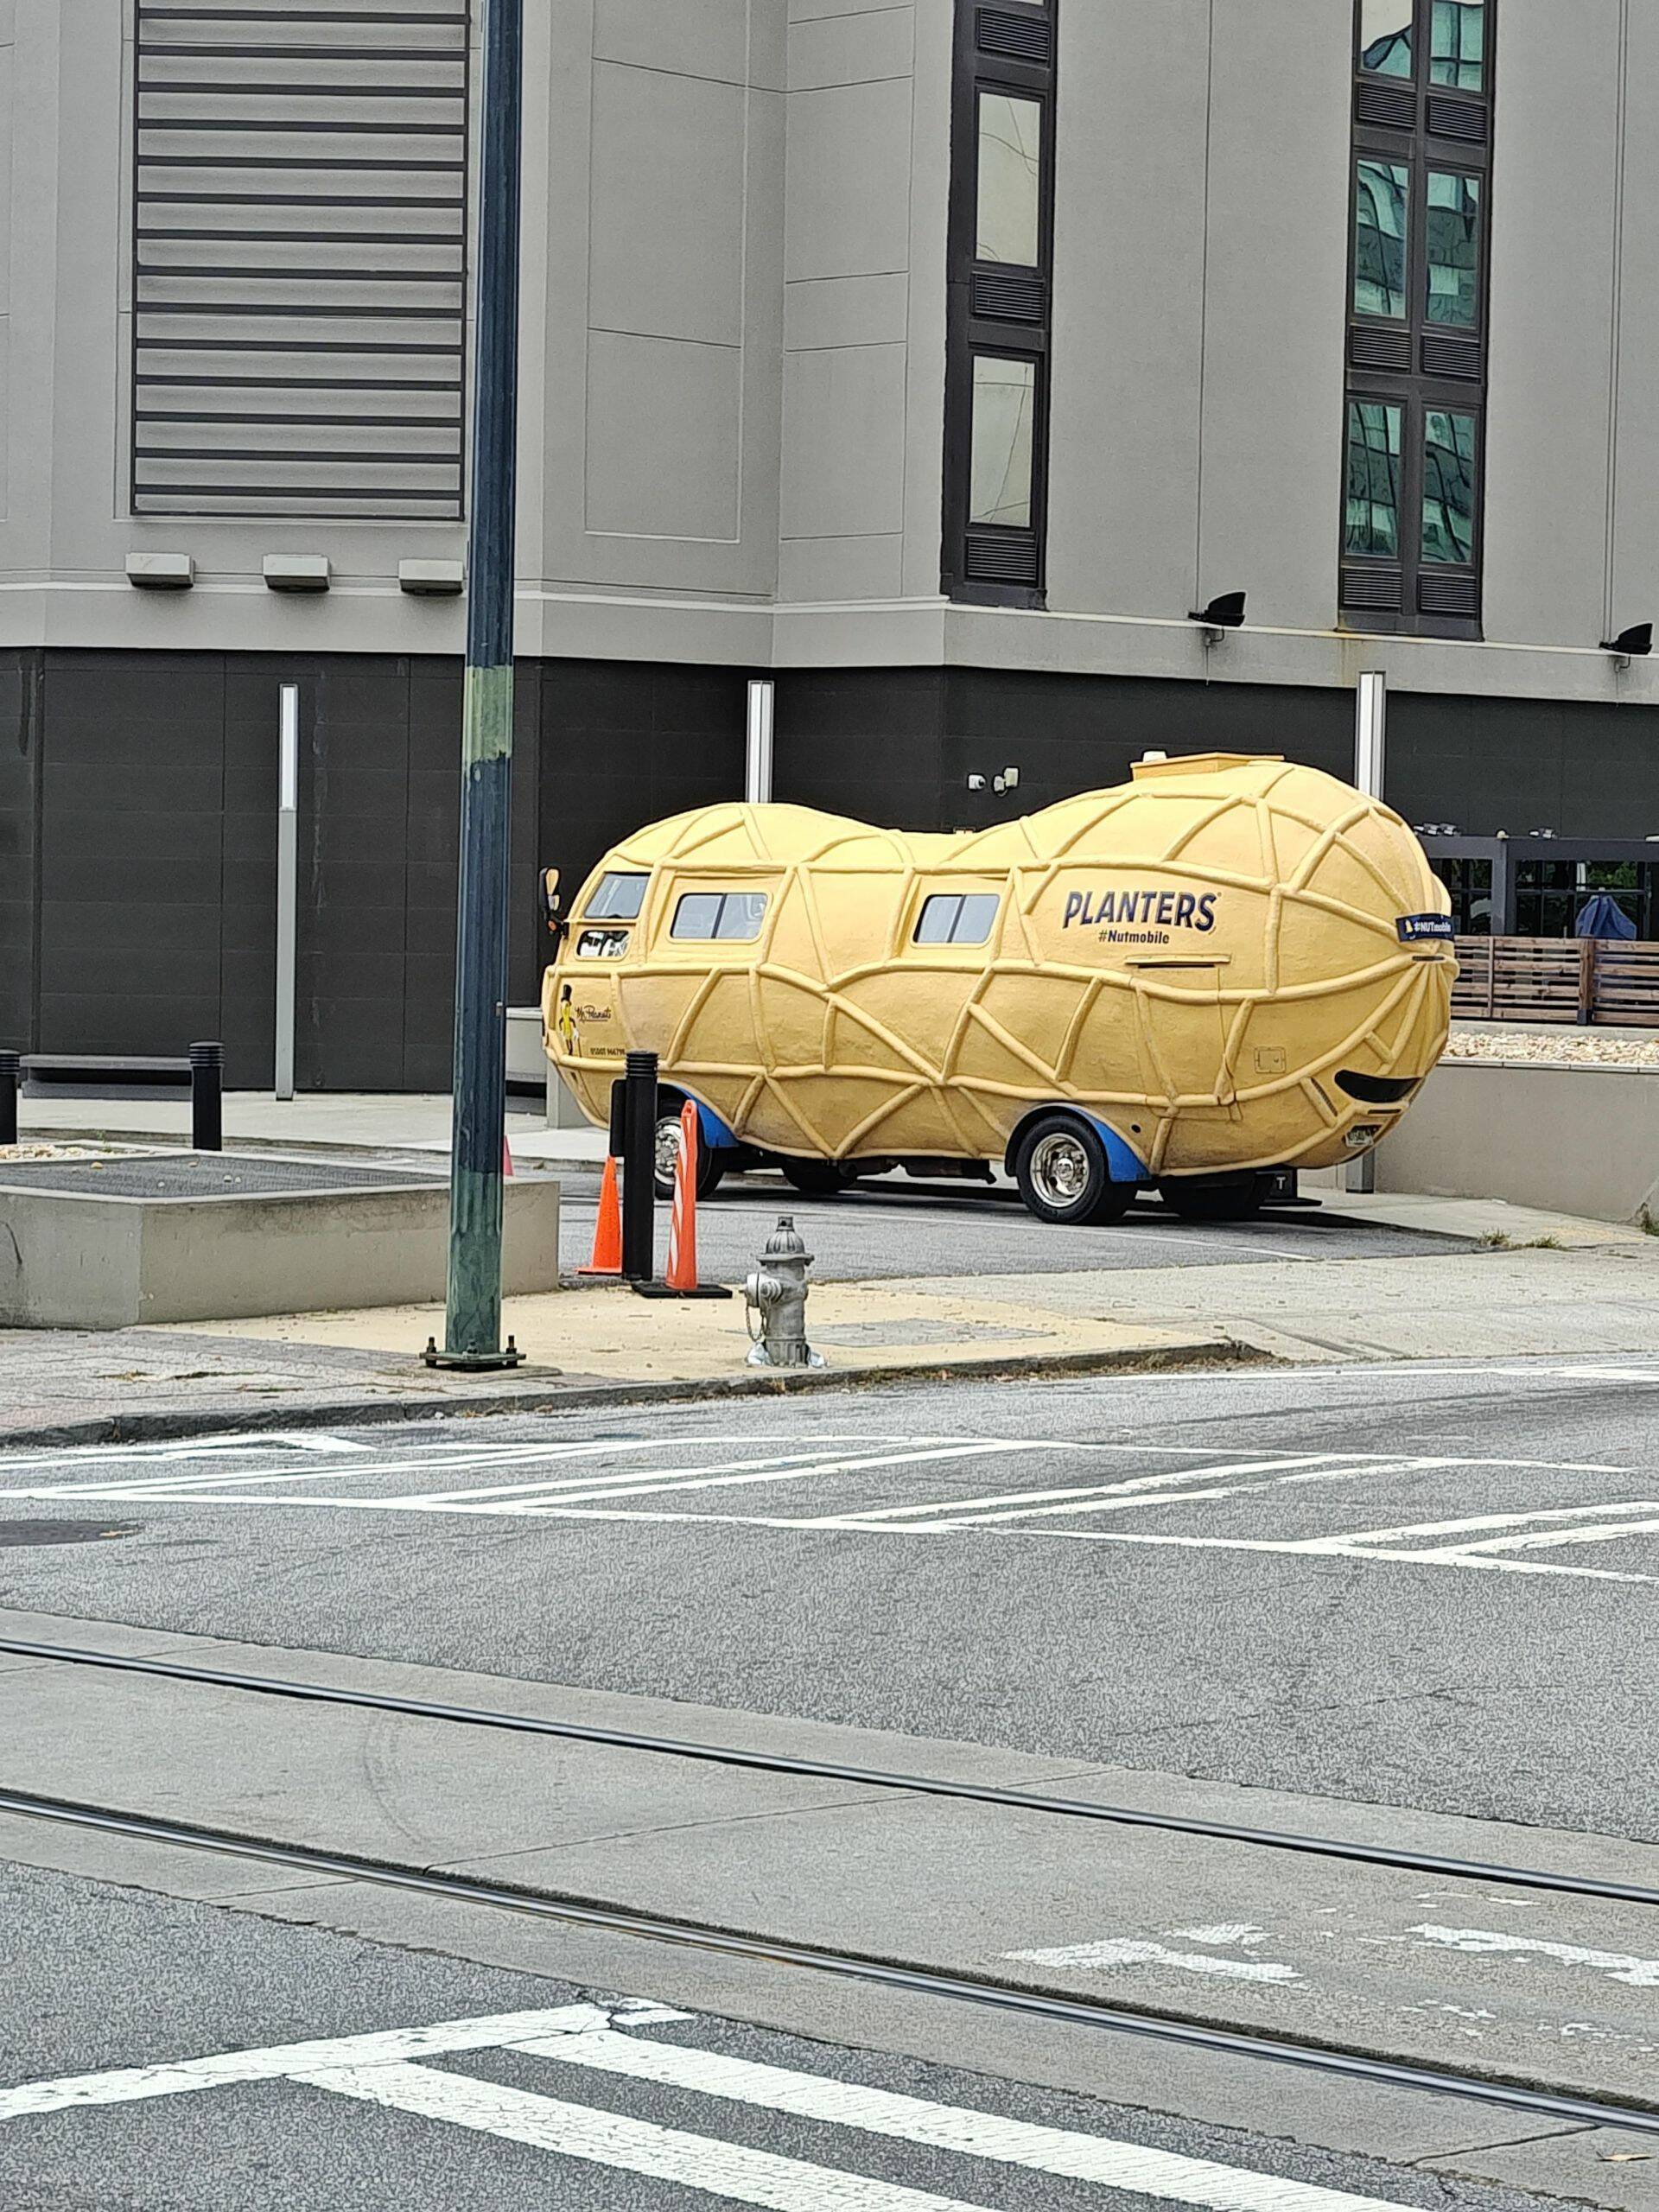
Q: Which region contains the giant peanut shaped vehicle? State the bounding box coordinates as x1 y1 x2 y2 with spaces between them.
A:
542 753 1454 1225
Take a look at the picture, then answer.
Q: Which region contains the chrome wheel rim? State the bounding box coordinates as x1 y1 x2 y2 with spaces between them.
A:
654 1118 683 1185
1028 1130 1092 1209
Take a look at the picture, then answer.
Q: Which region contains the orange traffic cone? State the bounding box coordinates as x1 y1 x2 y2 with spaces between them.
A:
635 1101 731 1300
580 1153 623 1276
664 1099 700 1292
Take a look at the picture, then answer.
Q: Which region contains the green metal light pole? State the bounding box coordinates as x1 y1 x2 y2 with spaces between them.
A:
429 0 524 1370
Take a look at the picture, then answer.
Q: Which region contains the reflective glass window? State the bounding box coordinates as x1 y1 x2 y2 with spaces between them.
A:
1426 172 1481 326
915 893 1001 946
1430 0 1484 89
670 891 768 942
1359 0 1414 75
1354 160 1410 319
976 92 1042 266
715 893 769 941
969 356 1036 528
1345 399 1402 557
1422 409 1478 563
585 871 647 920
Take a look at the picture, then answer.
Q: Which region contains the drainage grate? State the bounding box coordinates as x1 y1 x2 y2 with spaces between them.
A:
0 1156 444 1201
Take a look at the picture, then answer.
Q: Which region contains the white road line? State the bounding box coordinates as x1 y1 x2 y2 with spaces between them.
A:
1406 1516 1659 1558
292 2061 999 2212
0 1433 368 1478
1004 1938 1300 1986
1320 1502 1659 1554
0 2002 685 2121
525 2027 1419 2212
372 1441 1052 1513
1412 1925 1659 1989
904 1460 1461 1531
783 1453 1370 1528
1015 1528 1659 1585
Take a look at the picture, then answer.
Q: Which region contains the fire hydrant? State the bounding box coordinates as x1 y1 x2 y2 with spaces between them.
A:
743 1215 823 1370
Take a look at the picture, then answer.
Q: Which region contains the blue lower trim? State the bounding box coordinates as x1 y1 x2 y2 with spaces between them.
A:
693 1098 739 1153
1080 1115 1151 1186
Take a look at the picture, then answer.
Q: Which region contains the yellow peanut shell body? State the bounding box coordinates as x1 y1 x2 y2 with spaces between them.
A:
542 753 1453 1179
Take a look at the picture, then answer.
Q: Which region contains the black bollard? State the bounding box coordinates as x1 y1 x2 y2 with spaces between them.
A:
189 1040 223 1152
620 1049 658 1282
608 1073 626 1162
0 1049 17 1147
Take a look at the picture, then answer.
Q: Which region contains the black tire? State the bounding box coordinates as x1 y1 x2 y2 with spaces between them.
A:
653 1108 726 1202
1158 1175 1262 1223
1013 1113 1134 1227
780 1158 850 1197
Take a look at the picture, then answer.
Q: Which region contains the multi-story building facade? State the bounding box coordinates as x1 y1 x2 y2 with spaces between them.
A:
2 0 1655 1086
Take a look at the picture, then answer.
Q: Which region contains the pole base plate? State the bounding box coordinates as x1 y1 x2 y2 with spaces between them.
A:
422 1334 528 1370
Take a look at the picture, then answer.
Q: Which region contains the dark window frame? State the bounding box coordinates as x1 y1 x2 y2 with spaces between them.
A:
1341 0 1496 639
943 0 1058 607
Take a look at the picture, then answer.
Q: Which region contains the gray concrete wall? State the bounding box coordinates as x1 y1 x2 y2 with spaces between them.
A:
1 2 1656 715
0 1177 563 1327
1376 1059 1659 1226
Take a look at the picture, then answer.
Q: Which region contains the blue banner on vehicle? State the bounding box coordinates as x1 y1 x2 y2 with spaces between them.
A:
1395 912 1456 943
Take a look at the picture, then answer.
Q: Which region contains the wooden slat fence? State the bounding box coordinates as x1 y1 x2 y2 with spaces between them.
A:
1451 935 1659 1027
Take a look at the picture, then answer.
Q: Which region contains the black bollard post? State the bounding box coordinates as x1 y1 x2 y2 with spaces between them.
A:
0 1050 17 1147
608 1074 627 1163
189 1040 223 1153
620 1049 658 1282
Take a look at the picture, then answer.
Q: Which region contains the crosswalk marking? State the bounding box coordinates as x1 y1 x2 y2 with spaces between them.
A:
299 2060 999 2212
0 2002 685 2121
0 2003 1426 2212
522 2028 1414 2211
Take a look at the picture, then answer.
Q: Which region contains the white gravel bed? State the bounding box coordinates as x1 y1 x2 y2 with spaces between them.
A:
1446 1027 1659 1068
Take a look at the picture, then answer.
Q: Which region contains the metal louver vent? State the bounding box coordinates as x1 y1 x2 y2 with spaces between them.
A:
1421 334 1482 379
972 270 1046 323
1350 325 1412 372
976 8 1053 64
1427 94 1486 143
131 0 469 519
1340 565 1403 613
1420 569 1480 616
1355 79 1415 130
966 531 1040 585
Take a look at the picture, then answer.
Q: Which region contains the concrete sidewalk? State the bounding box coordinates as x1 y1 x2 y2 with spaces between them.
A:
4 1608 1656 2144
9 1090 611 1169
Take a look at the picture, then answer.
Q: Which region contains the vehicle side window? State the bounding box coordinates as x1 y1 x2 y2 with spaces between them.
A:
585 871 647 921
670 891 769 942
914 892 1000 946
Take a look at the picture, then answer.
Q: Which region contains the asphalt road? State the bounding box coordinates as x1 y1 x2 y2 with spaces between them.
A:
0 1859 1567 2212
0 1355 1653 1841
554 1168 1468 1279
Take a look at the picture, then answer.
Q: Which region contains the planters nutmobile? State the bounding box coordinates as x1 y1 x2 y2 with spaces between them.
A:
542 753 1454 1225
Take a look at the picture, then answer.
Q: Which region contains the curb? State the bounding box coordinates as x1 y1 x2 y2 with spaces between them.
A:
0 1337 1266 1452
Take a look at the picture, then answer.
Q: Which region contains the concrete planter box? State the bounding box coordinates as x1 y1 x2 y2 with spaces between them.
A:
1375 1058 1659 1224
0 1167 562 1329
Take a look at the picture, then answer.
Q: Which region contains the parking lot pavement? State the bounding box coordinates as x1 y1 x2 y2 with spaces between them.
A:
2 1354 1656 1841
556 1170 1471 1281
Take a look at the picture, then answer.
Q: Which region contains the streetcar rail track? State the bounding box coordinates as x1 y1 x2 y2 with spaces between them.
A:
1 1782 1656 2141
4 1637 1655 1909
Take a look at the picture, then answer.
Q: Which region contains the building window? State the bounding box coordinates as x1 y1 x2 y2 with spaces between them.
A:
1342 0 1494 632
943 2 1057 604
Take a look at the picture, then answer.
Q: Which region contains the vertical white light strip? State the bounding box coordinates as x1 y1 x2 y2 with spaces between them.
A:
746 678 774 805
1356 671 1387 803
274 683 300 1102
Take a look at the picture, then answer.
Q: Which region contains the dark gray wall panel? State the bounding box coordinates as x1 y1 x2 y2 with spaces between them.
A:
0 652 41 1052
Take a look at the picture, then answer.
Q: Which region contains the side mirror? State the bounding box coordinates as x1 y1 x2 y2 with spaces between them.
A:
538 867 563 934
